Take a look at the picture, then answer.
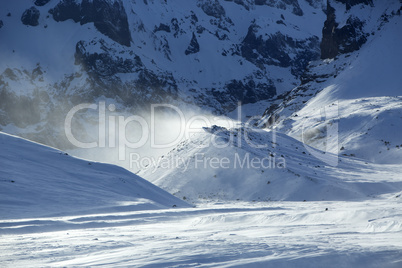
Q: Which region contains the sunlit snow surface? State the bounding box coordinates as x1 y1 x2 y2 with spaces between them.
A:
1 200 402 267
1 132 402 267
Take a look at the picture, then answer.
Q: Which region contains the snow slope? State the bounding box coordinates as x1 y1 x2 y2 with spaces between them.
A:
0 132 189 220
139 125 402 204
2 129 400 267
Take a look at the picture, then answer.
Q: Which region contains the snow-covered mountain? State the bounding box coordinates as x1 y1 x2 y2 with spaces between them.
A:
0 0 400 158
1 1 402 265
0 0 327 148
1 0 401 199
0 131 189 220
133 0 402 203
259 0 402 164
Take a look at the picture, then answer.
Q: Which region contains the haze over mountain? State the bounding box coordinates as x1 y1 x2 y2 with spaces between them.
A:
0 0 400 162
2 0 325 148
1 0 402 266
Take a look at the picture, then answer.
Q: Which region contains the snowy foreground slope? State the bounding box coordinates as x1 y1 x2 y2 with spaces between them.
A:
0 132 189 220
1 199 402 267
1 132 402 267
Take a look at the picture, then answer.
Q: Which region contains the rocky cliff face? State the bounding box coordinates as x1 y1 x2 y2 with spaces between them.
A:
258 0 401 163
320 0 369 59
49 0 131 47
241 25 320 76
262 0 400 125
1 0 394 150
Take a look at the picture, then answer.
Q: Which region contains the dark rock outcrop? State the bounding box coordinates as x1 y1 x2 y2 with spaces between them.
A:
49 0 80 22
34 0 51 7
223 79 276 104
254 0 303 16
207 77 276 110
49 0 131 47
74 39 178 105
321 1 368 59
320 3 337 59
0 20 3 29
154 23 171 33
198 0 226 18
74 40 142 77
241 25 320 76
223 0 250 11
336 0 373 10
241 28 290 67
185 33 200 55
305 0 323 8
21 7 40 27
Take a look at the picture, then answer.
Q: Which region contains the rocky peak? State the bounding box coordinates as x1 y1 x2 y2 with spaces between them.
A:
320 0 369 59
320 2 337 59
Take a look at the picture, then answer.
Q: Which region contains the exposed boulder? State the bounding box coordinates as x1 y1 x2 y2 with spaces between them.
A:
21 7 40 27
0 20 3 29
